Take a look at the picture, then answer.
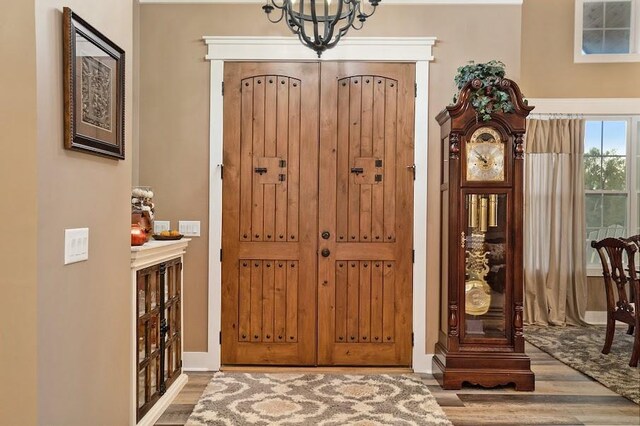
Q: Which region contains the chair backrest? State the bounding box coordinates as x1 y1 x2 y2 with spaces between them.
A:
623 234 640 271
590 237 638 313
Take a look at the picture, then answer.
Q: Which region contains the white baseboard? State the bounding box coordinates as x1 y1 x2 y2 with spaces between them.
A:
585 310 607 325
185 350 435 373
183 351 218 371
137 373 188 426
413 354 434 374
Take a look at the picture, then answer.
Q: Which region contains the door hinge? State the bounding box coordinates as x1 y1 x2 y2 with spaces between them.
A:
412 332 415 347
220 164 224 180
220 249 223 262
412 249 415 263
219 331 222 344
221 81 224 96
415 83 417 98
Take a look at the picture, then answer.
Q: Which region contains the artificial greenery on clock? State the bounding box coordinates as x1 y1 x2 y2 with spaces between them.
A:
452 60 517 122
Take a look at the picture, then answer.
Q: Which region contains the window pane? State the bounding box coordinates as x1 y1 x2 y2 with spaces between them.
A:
585 121 602 153
603 30 631 53
637 196 640 234
584 156 603 190
583 29 604 53
637 195 640 235
605 2 631 28
602 121 627 154
586 194 603 228
602 156 626 190
584 2 605 28
602 194 627 227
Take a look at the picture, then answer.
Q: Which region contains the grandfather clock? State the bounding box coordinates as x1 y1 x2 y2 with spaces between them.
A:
433 78 535 391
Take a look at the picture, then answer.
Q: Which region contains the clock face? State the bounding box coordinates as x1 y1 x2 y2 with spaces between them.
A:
466 127 505 182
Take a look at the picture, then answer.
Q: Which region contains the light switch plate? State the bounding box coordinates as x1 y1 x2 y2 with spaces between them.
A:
178 220 200 237
64 228 89 265
154 221 170 233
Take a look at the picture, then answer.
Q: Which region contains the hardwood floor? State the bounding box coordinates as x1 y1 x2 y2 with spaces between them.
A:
156 343 640 425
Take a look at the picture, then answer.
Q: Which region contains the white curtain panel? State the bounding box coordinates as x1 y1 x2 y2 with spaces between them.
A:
524 119 587 326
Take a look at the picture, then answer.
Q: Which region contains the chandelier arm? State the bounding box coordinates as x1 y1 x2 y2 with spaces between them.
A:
310 0 321 46
321 0 345 49
322 0 330 43
284 2 305 34
333 1 357 39
325 18 353 49
290 0 316 52
266 8 287 24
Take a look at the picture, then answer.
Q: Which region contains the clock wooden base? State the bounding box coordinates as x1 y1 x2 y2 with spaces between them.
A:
433 343 535 391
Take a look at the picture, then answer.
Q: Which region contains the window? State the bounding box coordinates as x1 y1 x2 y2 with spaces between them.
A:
575 0 640 62
585 117 640 270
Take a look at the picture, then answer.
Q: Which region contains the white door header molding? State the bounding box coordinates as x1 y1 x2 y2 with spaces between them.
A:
203 36 436 62
145 0 521 5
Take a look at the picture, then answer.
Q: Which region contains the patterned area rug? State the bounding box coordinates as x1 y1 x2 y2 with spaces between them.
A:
525 325 640 404
186 373 452 425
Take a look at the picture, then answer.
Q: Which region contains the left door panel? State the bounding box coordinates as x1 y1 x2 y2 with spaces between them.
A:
221 62 319 365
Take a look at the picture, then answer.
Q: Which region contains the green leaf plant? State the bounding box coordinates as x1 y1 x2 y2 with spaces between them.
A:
452 60 517 122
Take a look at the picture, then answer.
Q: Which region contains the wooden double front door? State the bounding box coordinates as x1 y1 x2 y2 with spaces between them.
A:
221 61 415 366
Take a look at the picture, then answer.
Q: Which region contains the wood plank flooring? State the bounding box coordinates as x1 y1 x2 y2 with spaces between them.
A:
156 343 640 425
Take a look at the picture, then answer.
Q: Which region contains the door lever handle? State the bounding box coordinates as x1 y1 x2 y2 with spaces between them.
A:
406 164 416 180
351 167 364 175
254 167 268 175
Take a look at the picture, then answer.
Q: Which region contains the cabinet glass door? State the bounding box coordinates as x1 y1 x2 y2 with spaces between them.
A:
462 192 508 339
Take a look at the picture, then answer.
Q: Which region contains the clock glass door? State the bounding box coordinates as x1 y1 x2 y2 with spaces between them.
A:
462 191 510 341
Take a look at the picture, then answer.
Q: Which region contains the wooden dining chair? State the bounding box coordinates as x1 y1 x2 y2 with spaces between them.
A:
590 237 639 367
625 234 640 256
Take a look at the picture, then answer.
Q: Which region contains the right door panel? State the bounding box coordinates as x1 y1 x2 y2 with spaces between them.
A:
317 62 415 366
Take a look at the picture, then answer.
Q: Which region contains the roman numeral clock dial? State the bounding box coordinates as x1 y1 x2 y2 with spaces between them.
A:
466 127 505 182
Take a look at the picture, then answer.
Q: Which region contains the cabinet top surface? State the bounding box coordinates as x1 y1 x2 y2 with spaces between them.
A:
130 238 191 253
130 239 191 268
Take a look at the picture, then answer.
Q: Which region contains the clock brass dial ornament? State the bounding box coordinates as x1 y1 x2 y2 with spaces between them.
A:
466 127 505 182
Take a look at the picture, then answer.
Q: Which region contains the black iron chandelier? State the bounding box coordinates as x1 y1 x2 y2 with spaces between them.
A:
262 0 381 57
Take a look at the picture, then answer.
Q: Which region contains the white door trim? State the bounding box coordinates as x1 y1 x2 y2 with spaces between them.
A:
191 36 436 372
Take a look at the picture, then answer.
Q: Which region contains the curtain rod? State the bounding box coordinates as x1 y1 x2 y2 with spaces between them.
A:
528 113 584 120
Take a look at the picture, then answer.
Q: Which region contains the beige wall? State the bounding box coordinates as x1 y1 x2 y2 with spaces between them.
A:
0 2 38 424
521 0 640 98
35 1 133 423
139 4 522 353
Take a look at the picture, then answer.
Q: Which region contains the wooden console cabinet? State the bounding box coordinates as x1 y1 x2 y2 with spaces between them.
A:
131 239 190 425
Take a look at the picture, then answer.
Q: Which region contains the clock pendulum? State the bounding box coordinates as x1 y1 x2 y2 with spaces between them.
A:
464 194 499 316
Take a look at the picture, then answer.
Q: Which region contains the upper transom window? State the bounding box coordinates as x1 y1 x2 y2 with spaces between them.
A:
575 0 640 62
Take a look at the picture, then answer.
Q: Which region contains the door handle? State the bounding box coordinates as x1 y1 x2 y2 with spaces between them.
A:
321 231 330 240
321 248 330 257
350 167 364 175
254 167 268 175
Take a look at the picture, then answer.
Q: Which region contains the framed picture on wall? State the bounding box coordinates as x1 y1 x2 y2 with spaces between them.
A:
63 7 125 160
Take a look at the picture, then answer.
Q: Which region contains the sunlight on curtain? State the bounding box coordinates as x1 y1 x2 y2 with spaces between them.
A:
524 119 587 326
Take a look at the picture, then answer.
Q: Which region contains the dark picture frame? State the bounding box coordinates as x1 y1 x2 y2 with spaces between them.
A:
63 7 125 159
